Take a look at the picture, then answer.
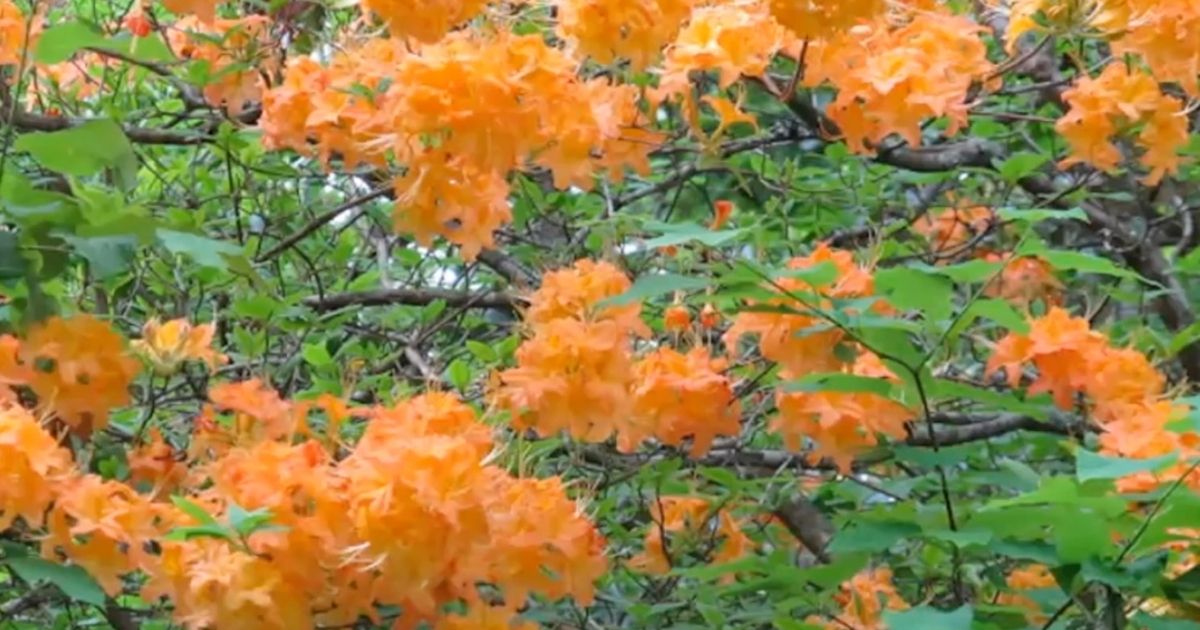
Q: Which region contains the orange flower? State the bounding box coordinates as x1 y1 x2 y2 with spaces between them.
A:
124 7 153 37
803 12 996 154
699 303 721 329
0 0 37 67
725 243 879 378
663 305 691 332
128 429 187 496
556 0 693 69
981 253 1063 308
770 0 883 39
985 307 1108 409
913 206 993 254
42 474 158 595
773 352 914 471
208 379 301 445
711 199 735 230
1057 63 1189 184
807 567 909 629
492 318 635 445
629 496 752 579
360 0 489 43
629 347 741 457
169 16 276 115
0 405 74 529
435 603 538 630
998 564 1056 625
525 259 649 337
132 318 227 374
21 315 140 433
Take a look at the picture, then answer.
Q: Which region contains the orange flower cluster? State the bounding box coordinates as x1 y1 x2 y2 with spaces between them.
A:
806 567 909 629
0 0 34 67
997 563 1056 625
803 12 997 154
986 307 1199 491
493 259 740 456
0 370 607 628
979 252 1063 309
912 205 994 255
724 243 878 378
768 0 883 40
261 32 657 259
774 351 914 471
1056 63 1188 185
360 0 489 43
627 496 753 576
658 0 786 97
0 315 140 433
1104 0 1200 96
133 318 228 374
169 16 276 115
260 38 405 169
556 0 694 69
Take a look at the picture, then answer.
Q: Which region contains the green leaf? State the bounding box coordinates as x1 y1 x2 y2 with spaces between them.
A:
0 231 27 279
302 343 333 367
171 496 222 527
919 259 1003 283
163 525 235 542
61 234 137 279
966 298 1030 333
997 207 1088 224
874 267 954 322
36 22 174 64
1076 450 1178 483
641 220 745 248
465 340 499 362
1167 321 1200 358
827 520 919 553
602 273 708 306
446 358 471 391
782 373 892 397
227 503 283 537
1037 250 1145 282
157 228 244 269
14 120 137 182
35 21 110 64
883 606 973 630
5 556 107 605
997 151 1049 183
774 261 839 288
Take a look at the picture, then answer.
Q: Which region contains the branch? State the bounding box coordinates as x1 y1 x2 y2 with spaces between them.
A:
476 248 540 286
255 186 392 262
7 109 211 145
302 287 523 312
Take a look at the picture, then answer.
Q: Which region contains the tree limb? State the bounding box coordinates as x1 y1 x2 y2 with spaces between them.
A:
302 287 524 312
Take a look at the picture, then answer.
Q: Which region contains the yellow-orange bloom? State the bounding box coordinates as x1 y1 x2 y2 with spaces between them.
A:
663 305 691 332
492 318 635 445
997 564 1056 625
556 0 693 69
525 259 651 337
132 318 227 374
629 496 753 580
629 347 740 457
807 567 909 629
360 0 490 43
913 206 993 254
0 405 74 529
0 0 36 67
21 315 140 433
773 352 913 471
985 307 1108 409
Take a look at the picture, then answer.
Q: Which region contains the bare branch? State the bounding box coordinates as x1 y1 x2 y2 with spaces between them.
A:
302 287 523 312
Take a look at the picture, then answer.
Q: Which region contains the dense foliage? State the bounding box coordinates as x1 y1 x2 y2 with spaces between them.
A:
2 0 1200 628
